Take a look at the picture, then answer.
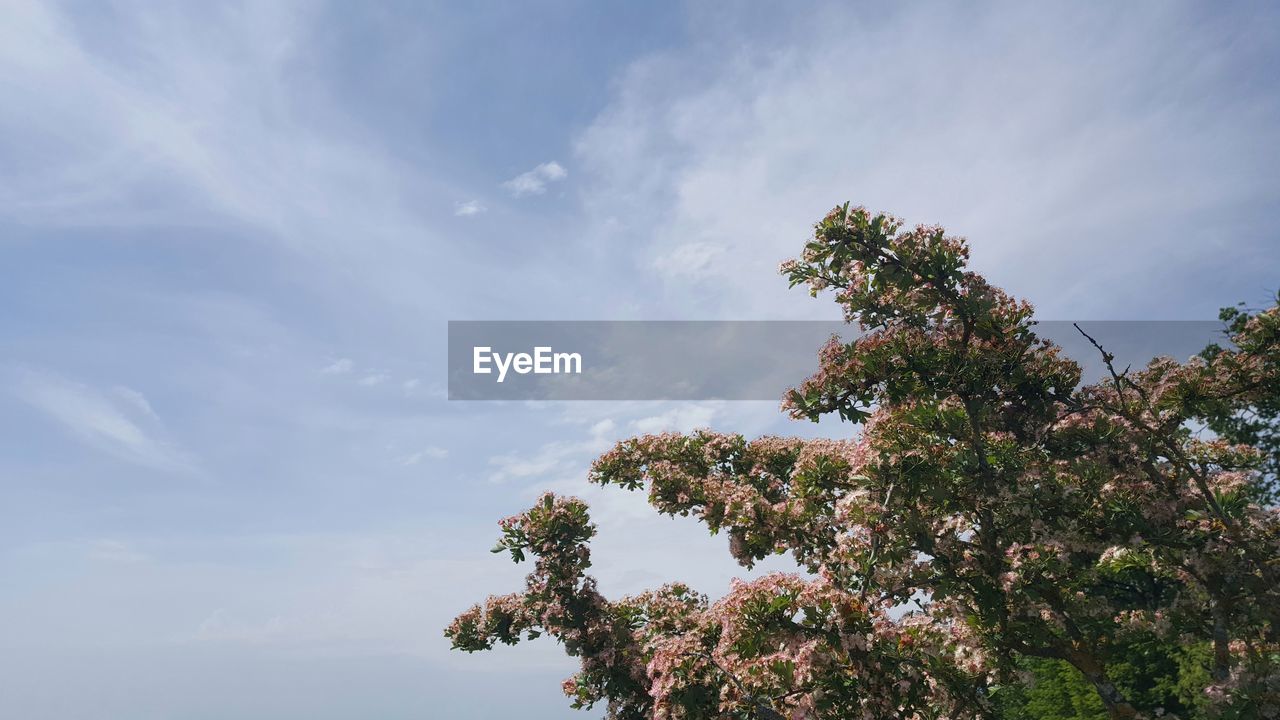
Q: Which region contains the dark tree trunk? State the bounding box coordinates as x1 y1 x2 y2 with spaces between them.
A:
1064 649 1139 720
1212 600 1232 683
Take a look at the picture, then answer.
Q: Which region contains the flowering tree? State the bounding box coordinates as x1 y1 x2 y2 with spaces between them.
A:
446 205 1280 719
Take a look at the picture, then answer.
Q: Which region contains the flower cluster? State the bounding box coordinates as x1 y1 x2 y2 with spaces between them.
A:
449 205 1280 720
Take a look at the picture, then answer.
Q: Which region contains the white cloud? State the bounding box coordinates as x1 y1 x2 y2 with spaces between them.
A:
501 161 567 197
487 411 619 484
652 242 725 279
0 2 493 318
111 385 158 419
401 378 446 399
321 358 354 374
399 445 448 466
630 404 718 434
357 372 388 386
488 442 573 484
453 199 485 216
574 3 1280 320
588 418 615 438
87 539 149 564
11 370 193 473
149 528 577 668
486 403 731 486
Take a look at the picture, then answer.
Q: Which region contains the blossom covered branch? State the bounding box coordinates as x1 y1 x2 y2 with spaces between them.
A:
448 205 1280 720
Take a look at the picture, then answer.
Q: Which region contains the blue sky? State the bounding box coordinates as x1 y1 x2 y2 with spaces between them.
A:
2 2 1279 718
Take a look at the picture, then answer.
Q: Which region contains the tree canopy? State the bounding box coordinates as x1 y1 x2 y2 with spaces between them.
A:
446 204 1280 719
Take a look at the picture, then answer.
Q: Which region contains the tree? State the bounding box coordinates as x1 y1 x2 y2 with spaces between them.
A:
1202 299 1280 505
446 204 1280 719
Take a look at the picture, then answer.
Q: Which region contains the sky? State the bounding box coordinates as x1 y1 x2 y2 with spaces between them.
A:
1 1 1279 718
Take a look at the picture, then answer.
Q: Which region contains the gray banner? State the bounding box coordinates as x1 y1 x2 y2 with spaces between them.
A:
447 321 1225 401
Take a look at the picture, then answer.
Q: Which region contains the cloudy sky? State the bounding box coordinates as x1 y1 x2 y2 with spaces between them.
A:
1 1 1278 718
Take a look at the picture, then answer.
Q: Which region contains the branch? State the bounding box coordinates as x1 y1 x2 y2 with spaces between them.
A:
691 650 786 720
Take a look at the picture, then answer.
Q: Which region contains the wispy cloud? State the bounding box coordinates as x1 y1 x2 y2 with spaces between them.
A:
629 404 718 434
574 3 1280 320
453 199 486 216
486 403 718 485
487 419 613 484
0 2 487 317
398 446 448 466
653 242 725 279
110 385 158 419
321 358 354 375
11 370 193 473
501 161 567 197
87 539 149 564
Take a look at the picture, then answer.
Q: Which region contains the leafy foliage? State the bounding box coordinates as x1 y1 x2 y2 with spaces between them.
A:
447 205 1280 719
1202 298 1280 503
